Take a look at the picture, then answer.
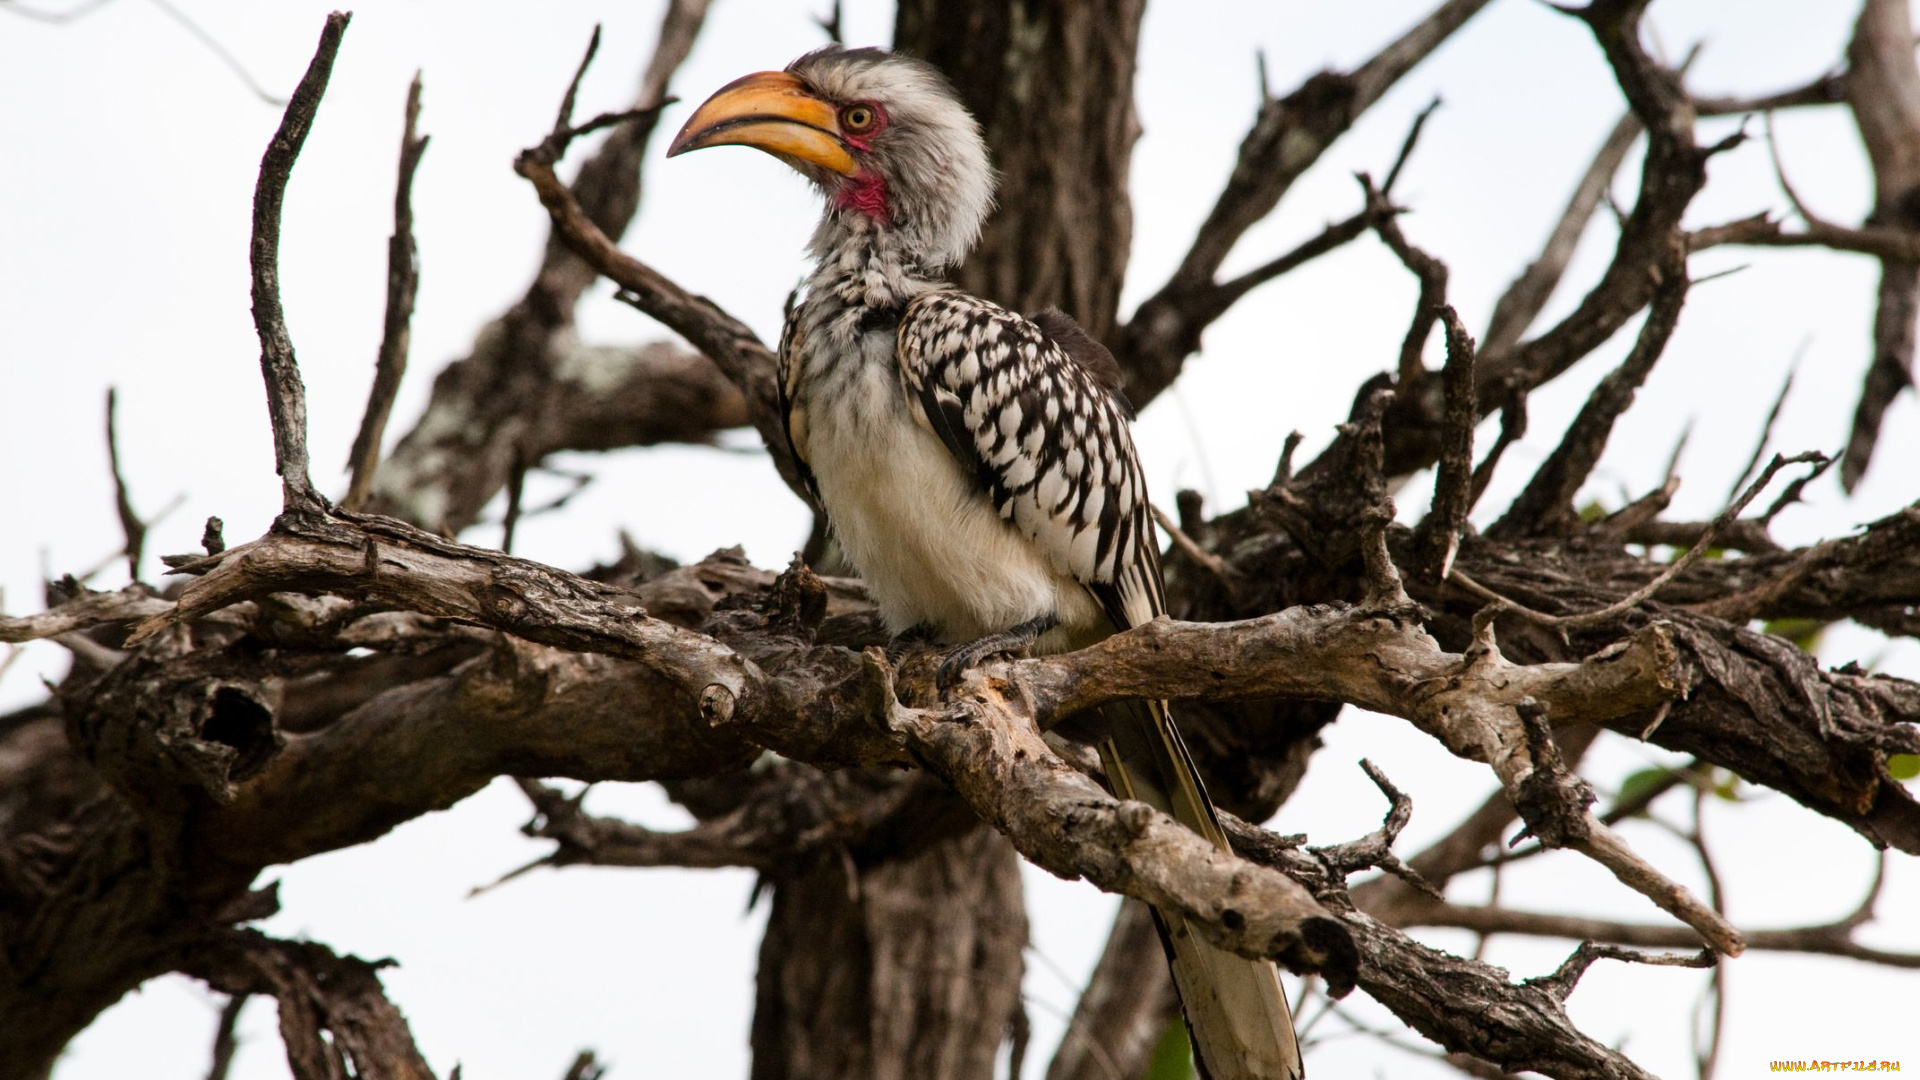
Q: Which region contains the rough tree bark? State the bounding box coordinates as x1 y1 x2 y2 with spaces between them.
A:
4 3 1919 1080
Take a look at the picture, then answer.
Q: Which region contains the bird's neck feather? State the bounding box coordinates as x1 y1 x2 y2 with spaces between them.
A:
805 209 947 314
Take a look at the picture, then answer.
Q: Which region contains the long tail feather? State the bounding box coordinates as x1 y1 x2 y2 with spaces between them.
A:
1097 698 1302 1080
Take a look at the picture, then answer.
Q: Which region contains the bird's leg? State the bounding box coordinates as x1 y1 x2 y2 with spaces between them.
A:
885 622 939 665
935 614 1057 690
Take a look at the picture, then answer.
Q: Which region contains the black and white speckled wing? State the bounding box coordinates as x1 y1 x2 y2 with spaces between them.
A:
775 300 821 505
896 291 1164 630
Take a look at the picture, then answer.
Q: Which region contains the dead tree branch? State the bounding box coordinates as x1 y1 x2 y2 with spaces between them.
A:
249 10 349 516
1395 901 1920 969
1115 0 1493 405
183 930 440 1080
1466 452 1829 630
1841 0 1920 490
1490 245 1690 539
513 33 807 503
1353 0 1733 481
1226 818 1664 1080
371 1 721 531
344 72 428 512
1526 942 1714 1003
105 388 154 581
204 993 248 1080
1483 110 1641 356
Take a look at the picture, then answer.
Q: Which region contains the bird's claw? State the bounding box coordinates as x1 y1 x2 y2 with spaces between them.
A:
934 645 991 692
932 615 1057 692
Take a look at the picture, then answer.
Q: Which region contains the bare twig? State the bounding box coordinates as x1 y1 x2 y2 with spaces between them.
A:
1383 96 1442 196
204 993 248 1080
1116 0 1494 405
1725 344 1801 503
1694 69 1848 116
105 388 147 581
1763 111 1831 234
814 0 843 44
1596 474 1679 544
147 0 288 106
1271 430 1304 488
1525 941 1714 1002
344 72 428 513
1355 0 1728 483
515 35 806 503
1395 901 1920 968
0 587 173 643
371 0 716 533
1483 109 1641 356
1310 760 1444 901
250 11 350 516
1210 94 1440 320
1690 208 1920 262
1457 452 1829 631
1841 0 1920 491
560 1051 605 1080
1362 175 1450 387
1150 503 1237 586
1466 385 1526 511
1491 246 1690 540
1228 820 1662 1079
0 0 117 24
500 450 527 555
1415 308 1477 579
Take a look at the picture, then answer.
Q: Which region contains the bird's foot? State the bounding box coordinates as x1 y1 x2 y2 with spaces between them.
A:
935 615 1057 691
884 623 939 665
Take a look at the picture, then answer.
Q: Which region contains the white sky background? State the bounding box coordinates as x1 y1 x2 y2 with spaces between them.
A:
3 0 1918 1077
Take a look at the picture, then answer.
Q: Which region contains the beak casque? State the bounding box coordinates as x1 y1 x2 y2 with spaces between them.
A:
666 70 859 177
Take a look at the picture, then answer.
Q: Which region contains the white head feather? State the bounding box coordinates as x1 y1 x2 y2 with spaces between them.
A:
787 47 998 272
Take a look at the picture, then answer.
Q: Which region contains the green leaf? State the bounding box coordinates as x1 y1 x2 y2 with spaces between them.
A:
1145 1017 1196 1080
1614 767 1673 813
1888 754 1920 781
1578 500 1609 523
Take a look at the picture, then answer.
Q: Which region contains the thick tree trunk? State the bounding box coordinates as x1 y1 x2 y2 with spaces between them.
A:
749 823 1027 1080
894 0 1146 340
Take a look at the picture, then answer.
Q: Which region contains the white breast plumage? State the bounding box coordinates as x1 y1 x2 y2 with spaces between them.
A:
793 325 1099 646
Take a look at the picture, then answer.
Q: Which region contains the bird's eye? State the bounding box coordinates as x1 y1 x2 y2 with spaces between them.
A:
841 104 877 134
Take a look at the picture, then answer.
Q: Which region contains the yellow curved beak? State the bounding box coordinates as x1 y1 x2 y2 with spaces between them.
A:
666 71 859 177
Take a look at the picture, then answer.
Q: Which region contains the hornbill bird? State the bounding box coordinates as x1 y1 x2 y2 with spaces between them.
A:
669 46 1302 1080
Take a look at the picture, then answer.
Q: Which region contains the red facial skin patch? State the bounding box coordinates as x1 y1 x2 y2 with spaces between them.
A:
832 102 891 224
834 171 890 224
